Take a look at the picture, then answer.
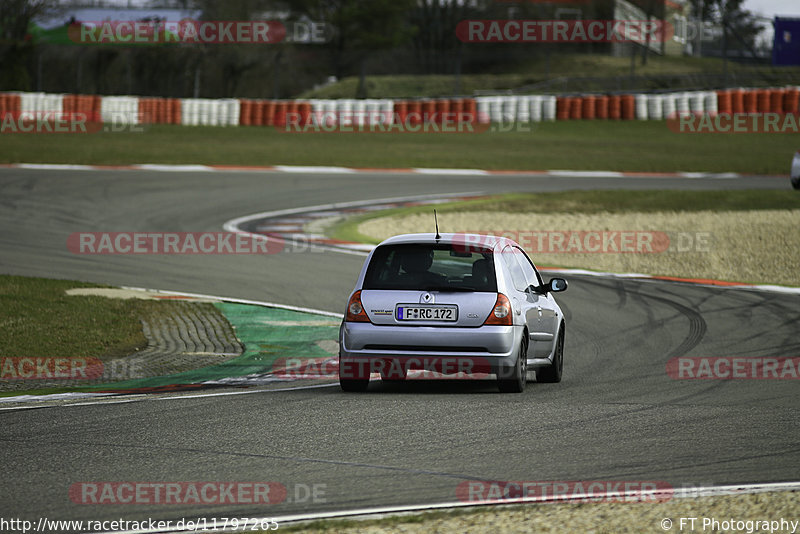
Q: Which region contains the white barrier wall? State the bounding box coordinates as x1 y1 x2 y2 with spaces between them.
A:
181 98 239 126
101 96 139 124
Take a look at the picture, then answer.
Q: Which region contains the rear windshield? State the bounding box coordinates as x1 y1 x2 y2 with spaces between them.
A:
363 243 497 292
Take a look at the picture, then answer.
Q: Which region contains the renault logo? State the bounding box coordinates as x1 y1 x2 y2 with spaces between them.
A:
420 292 434 304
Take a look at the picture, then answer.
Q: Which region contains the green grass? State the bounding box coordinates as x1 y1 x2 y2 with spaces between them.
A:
0 121 796 174
0 276 149 360
300 54 800 98
0 275 196 395
331 190 800 244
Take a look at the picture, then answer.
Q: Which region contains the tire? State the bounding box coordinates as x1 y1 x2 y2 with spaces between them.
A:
498 337 527 393
537 326 564 383
340 377 369 392
380 370 407 382
339 356 369 392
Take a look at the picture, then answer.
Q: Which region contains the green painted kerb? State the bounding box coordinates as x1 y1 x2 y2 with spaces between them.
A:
86 302 341 390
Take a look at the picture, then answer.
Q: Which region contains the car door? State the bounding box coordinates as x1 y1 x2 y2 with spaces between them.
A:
513 246 559 359
500 246 539 360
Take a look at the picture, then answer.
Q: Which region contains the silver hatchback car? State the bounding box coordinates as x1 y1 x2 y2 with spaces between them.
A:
338 233 567 393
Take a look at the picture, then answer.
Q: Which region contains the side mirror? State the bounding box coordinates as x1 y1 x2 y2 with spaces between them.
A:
548 278 568 293
530 278 568 294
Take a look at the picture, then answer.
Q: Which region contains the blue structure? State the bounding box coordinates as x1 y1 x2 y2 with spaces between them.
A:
773 17 800 66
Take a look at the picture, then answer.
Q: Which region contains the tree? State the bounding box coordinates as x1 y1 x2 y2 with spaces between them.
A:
0 0 60 90
297 0 416 97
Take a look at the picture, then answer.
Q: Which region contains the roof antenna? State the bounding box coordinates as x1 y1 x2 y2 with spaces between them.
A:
434 209 441 240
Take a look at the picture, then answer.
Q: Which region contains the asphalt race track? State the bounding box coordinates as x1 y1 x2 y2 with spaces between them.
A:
1 168 798 529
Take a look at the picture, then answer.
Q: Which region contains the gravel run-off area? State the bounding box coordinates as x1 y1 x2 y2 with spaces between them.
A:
358 210 800 287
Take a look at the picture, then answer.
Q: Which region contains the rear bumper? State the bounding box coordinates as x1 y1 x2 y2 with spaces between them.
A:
339 322 521 377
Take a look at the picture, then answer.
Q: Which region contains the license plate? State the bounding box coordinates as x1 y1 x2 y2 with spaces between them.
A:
396 305 458 321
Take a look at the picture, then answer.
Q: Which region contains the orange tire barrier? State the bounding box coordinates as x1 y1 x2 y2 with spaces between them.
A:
273 101 287 127
6 94 22 116
297 102 312 125
408 101 422 125
240 100 252 126
770 89 785 114
756 89 771 113
569 97 582 119
731 89 744 114
620 94 635 120
784 88 800 114
422 100 435 123
394 100 408 124
595 95 609 119
91 95 101 122
151 98 160 123
608 95 621 120
463 98 477 123
556 97 570 120
581 95 596 120
141 98 152 124
62 94 73 114
251 100 264 126
716 90 732 115
171 98 181 125
138 98 147 123
263 100 275 126
743 90 757 113
435 99 449 123
286 101 298 125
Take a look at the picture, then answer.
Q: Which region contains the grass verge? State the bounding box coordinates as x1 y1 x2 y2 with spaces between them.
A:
299 54 800 98
0 275 210 396
0 121 796 174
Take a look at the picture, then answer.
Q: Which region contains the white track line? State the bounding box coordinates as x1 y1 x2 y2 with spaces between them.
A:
221 191 484 233
119 287 345 318
95 481 800 534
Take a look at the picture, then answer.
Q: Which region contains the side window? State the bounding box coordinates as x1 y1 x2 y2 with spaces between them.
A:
514 246 544 287
502 246 528 292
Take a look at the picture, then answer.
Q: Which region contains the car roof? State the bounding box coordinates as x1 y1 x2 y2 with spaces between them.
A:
377 233 518 250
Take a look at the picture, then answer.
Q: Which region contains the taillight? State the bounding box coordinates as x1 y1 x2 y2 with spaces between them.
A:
483 293 512 326
345 290 370 322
